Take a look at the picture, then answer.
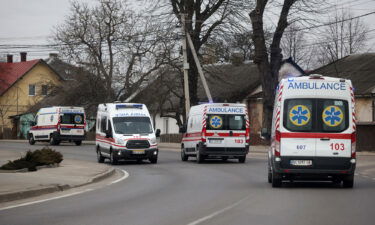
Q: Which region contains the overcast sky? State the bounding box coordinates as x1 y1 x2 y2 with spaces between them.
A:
0 0 374 61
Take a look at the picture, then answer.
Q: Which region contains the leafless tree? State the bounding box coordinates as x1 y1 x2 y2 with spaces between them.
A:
53 0 172 102
315 9 368 66
249 0 325 136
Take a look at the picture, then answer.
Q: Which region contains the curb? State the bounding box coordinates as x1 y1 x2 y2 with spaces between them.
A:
0 167 115 204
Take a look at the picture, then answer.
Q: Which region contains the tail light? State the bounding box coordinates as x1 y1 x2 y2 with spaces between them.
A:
201 127 206 143
351 132 356 158
274 130 281 157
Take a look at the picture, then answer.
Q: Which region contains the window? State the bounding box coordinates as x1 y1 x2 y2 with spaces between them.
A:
283 99 349 133
206 114 246 130
41 85 48 96
60 113 84 125
100 116 107 132
29 84 36 96
113 117 153 134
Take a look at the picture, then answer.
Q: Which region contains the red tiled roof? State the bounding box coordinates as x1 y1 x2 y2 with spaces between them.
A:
0 59 40 95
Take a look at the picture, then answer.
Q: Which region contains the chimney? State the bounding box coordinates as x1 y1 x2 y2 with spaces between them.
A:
7 54 13 63
49 53 58 58
20 52 27 62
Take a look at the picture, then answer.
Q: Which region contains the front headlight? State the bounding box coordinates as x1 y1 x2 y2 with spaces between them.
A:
150 138 157 145
117 139 125 145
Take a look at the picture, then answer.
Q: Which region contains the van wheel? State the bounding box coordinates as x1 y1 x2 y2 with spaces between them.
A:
272 171 282 188
268 167 272 184
150 156 158 164
50 136 60 145
74 140 82 146
110 151 118 165
97 148 105 163
238 155 246 163
196 149 204 164
343 175 354 188
29 135 35 145
181 147 188 161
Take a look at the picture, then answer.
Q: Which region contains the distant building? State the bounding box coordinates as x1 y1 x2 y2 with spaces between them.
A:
0 52 63 138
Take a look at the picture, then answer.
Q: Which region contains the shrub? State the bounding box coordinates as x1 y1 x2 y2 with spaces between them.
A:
0 147 63 171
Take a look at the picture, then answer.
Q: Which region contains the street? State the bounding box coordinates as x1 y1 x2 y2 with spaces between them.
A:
1 141 375 225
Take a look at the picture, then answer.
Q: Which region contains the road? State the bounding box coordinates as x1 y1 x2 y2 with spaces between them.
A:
1 141 375 225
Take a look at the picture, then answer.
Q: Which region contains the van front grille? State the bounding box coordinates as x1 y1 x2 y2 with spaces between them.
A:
126 140 150 149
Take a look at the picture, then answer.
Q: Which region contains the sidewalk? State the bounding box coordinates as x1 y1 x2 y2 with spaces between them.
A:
0 149 114 203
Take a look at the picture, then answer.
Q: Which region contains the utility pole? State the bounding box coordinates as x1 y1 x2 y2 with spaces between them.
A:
181 14 190 119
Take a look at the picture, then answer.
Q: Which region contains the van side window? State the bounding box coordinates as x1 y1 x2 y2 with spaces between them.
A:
108 120 113 136
100 116 107 133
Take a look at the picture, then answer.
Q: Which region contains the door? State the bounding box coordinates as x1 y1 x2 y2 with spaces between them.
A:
315 99 351 157
281 99 316 156
59 113 85 136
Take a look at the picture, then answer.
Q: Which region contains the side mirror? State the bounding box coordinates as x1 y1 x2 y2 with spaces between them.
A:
105 130 112 138
155 129 161 137
179 124 187 133
260 127 270 140
30 121 36 126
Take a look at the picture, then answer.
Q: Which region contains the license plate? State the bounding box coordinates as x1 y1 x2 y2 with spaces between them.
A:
132 150 145 154
209 139 222 144
61 129 70 133
290 160 312 166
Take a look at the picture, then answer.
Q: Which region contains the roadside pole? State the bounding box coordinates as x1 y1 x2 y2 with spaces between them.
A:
181 14 190 118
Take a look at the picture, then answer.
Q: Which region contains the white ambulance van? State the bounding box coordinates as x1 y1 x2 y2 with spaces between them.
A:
95 103 160 164
180 103 250 163
267 75 356 188
28 106 86 146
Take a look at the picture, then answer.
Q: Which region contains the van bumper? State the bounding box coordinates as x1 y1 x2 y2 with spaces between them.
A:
54 133 85 141
199 144 249 157
114 148 158 160
272 156 356 175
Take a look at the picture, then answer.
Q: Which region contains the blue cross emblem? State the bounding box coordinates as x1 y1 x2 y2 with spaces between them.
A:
289 105 310 126
210 116 223 129
323 106 343 126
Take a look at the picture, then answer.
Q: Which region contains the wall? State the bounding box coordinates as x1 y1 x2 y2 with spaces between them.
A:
0 63 61 130
153 113 180 135
355 98 374 122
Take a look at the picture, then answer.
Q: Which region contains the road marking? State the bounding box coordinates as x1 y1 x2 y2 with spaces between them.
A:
0 189 93 211
0 169 129 211
186 195 250 225
109 169 129 185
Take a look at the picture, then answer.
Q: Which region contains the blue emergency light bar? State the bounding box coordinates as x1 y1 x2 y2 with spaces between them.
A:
116 104 143 109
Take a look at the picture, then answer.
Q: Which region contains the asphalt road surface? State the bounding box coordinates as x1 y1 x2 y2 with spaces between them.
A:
1 141 375 225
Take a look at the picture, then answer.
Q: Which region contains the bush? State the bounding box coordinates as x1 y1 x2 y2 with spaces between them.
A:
0 147 63 171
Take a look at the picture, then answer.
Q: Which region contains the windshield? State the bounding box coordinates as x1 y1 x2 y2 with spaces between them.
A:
60 113 84 125
113 117 153 134
283 98 348 133
206 114 246 130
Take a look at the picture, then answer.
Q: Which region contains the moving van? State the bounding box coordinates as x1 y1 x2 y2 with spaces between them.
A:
267 75 356 188
28 106 86 145
180 103 250 163
96 103 160 164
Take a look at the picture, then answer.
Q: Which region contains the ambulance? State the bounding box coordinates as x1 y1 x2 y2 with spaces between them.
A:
95 103 160 164
267 75 356 188
180 103 250 163
28 106 86 146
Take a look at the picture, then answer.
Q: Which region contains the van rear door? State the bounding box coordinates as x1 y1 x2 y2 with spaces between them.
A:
315 99 351 157
281 99 316 157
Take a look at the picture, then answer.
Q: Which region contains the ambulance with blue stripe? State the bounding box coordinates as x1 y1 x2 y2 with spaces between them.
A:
180 103 250 163
95 103 160 164
268 75 356 188
28 106 86 146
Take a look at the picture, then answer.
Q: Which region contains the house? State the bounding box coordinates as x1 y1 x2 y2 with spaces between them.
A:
0 52 63 138
311 53 375 151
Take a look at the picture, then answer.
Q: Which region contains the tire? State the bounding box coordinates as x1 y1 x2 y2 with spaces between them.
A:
49 135 59 145
28 134 35 145
238 155 246 163
150 156 158 164
196 148 204 164
181 147 188 161
222 156 228 162
110 150 118 165
343 174 354 188
74 140 82 146
97 148 105 163
272 171 282 188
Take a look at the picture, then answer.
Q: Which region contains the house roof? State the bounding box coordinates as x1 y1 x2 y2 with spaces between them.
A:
311 53 375 95
0 59 64 96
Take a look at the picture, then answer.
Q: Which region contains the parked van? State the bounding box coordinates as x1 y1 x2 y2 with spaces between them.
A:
180 103 250 163
267 75 356 188
96 103 160 164
28 106 86 146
